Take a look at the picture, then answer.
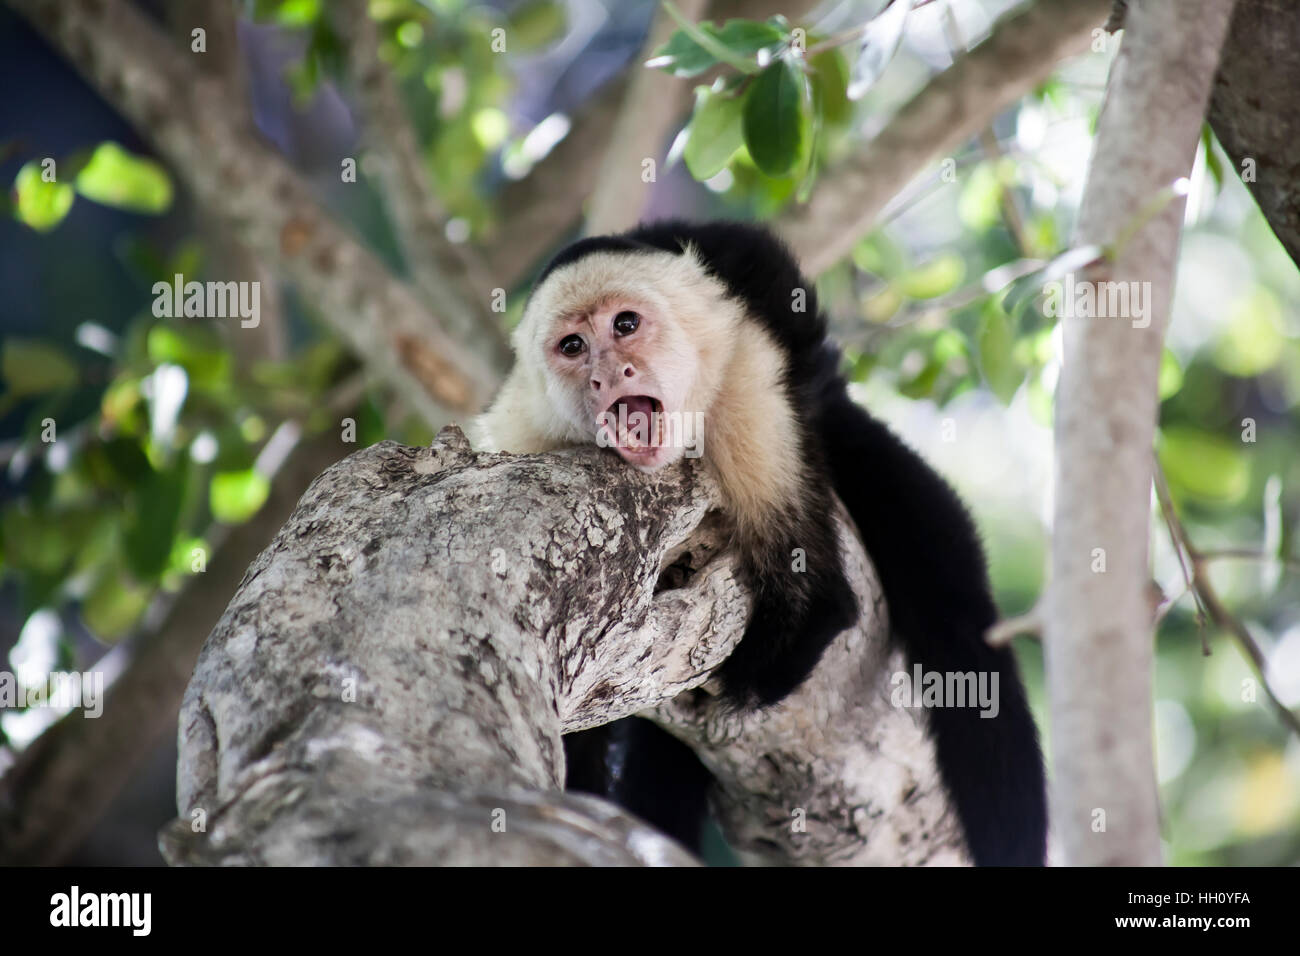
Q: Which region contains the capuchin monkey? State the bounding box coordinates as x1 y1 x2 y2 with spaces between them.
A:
474 220 1047 866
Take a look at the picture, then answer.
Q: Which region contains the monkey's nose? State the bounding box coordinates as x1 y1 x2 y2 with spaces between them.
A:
591 378 601 391
623 365 635 378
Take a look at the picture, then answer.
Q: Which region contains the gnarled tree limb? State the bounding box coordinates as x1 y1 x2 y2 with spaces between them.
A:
162 429 963 865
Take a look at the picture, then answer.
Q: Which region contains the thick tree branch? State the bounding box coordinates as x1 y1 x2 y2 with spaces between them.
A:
654 513 966 865
334 0 511 372
7 0 497 421
0 425 355 864
1045 0 1236 867
165 0 291 367
1208 0 1300 270
779 0 1110 275
161 432 963 865
583 0 708 234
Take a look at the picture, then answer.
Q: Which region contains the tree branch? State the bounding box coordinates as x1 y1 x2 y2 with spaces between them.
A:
1152 462 1300 739
333 0 511 372
0 423 356 864
1045 0 1236 867
583 0 708 234
779 0 1110 275
1208 0 1300 270
161 432 963 865
6 0 497 422
481 0 821 288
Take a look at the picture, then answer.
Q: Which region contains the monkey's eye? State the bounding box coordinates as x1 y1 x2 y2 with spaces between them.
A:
613 311 640 336
557 334 586 357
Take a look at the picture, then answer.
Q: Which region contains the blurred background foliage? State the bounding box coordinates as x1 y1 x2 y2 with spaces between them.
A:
1 0 1297 864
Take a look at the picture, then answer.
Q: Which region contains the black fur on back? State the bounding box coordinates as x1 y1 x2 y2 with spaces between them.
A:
553 220 1048 866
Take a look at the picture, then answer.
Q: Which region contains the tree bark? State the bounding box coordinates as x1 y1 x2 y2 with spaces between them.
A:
1208 0 1300 270
162 429 964 865
1045 0 1236 867
0 427 351 864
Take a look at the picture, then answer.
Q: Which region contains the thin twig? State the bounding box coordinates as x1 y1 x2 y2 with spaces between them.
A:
986 608 1043 647
1152 458 1209 648
1152 457 1300 739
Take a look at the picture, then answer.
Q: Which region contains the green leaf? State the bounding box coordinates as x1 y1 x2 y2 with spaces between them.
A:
1214 289 1284 376
13 160 74 232
147 324 232 390
1159 429 1249 504
684 87 745 180
742 59 808 177
647 11 784 76
274 0 321 26
2 507 73 574
100 437 153 485
852 231 907 276
709 18 787 56
861 284 902 323
508 0 567 51
2 340 79 396
75 143 173 214
809 49 851 127
977 300 1023 405
1201 124 1223 192
1157 348 1183 401
896 253 966 299
81 567 150 640
647 29 719 77
957 162 1002 232
210 468 271 523
124 464 188 579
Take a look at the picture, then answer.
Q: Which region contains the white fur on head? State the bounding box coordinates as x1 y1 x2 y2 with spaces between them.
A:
477 245 742 454
474 242 802 530
516 245 741 408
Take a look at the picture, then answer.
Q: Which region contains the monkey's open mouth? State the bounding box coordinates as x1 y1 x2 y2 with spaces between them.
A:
599 395 665 454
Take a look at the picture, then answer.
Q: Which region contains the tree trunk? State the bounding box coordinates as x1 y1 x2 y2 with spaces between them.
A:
1045 0 1236 867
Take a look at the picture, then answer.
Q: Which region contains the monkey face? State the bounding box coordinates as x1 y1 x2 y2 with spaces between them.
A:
541 298 700 471
506 246 738 470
